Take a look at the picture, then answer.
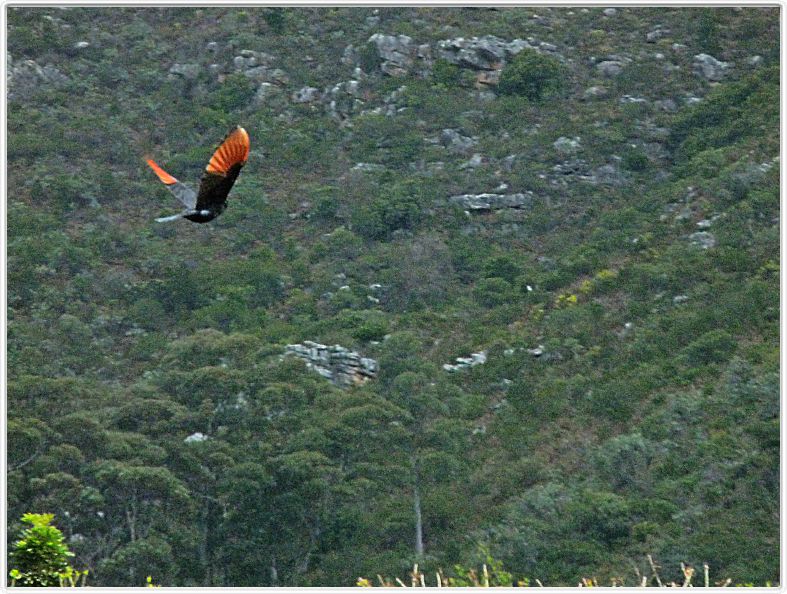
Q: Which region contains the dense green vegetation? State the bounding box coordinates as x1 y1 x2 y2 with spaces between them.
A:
6 7 779 586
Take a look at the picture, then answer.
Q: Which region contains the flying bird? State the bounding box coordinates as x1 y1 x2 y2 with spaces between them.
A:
146 126 250 223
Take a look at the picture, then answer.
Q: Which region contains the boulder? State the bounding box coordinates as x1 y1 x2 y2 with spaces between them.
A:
596 60 624 77
440 128 477 153
693 53 730 81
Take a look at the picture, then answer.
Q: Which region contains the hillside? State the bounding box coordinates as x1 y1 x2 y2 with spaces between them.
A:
6 6 780 587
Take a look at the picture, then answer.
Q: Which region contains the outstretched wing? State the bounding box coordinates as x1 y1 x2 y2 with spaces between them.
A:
146 158 197 209
195 126 250 211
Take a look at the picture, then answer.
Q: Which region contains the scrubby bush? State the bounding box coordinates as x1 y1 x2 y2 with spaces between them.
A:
498 49 564 100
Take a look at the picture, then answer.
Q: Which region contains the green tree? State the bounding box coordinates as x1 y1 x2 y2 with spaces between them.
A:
9 513 78 586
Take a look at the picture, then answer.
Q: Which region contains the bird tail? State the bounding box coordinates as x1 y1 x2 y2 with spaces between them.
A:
155 212 187 223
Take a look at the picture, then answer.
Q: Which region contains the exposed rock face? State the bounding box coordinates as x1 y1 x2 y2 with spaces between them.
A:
284 341 377 386
368 33 415 76
450 192 534 211
443 351 487 372
436 35 532 71
7 54 69 100
693 53 730 81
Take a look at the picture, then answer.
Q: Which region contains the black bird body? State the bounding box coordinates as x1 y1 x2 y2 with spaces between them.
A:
146 126 250 224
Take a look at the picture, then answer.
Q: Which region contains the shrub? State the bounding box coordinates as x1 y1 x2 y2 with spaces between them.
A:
497 49 564 100
432 58 463 87
9 513 80 586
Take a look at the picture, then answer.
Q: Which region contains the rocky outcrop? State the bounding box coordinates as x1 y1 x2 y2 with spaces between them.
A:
7 54 69 101
436 35 529 70
368 33 416 77
284 341 377 386
450 192 535 211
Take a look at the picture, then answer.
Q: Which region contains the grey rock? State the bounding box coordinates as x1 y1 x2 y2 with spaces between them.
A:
693 53 730 81
293 86 320 103
646 28 670 42
7 55 69 100
368 33 415 74
206 41 219 52
620 95 647 104
596 60 624 77
169 63 200 79
341 44 359 66
239 66 267 82
593 163 627 186
745 55 763 68
184 432 209 443
269 68 290 85
553 158 590 176
603 8 618 16
688 231 716 249
440 128 477 153
654 98 678 112
460 153 485 169
74 41 90 49
449 192 534 211
553 136 581 154
325 80 364 119
437 35 530 71
444 350 487 372
582 85 608 100
284 341 377 387
253 82 278 106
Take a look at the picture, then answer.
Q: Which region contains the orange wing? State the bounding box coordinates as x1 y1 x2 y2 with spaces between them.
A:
205 126 250 176
146 158 179 185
